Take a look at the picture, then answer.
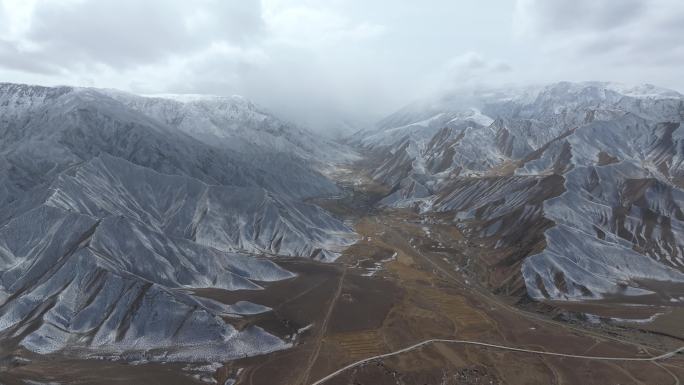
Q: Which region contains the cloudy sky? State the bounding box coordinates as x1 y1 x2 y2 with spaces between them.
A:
1 0 683 131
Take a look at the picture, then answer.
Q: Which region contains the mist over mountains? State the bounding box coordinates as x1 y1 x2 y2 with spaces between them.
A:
2 1 684 383
355 81 684 302
2 79 684 384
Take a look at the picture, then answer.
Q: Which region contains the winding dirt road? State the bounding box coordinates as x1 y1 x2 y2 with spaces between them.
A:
310 340 684 385
299 267 347 385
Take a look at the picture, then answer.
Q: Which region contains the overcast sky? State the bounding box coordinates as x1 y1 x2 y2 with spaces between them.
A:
1 0 683 132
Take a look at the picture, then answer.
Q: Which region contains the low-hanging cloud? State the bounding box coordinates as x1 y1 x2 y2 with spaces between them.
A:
1 0 264 71
0 0 399 133
513 0 684 81
1 0 683 133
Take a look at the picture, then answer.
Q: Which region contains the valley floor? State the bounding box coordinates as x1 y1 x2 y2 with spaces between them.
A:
2 166 684 385
230 166 684 385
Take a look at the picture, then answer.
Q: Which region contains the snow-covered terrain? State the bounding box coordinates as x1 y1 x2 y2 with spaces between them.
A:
0 83 343 206
46 155 355 261
104 90 356 165
0 83 356 362
357 81 684 302
4 79 684 363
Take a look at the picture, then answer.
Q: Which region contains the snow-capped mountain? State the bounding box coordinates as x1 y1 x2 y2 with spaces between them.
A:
0 83 342 207
357 81 684 302
0 83 356 362
102 90 355 164
46 155 355 261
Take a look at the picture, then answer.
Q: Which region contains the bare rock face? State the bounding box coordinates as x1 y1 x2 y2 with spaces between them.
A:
0 83 343 206
359 81 684 302
0 206 289 360
47 155 355 261
0 83 356 362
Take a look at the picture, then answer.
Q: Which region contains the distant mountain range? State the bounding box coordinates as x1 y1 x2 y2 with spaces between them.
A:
355 81 684 303
3 80 684 365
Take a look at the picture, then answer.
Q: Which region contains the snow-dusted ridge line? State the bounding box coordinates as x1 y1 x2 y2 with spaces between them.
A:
0 81 352 205
358 80 684 301
140 93 249 102
43 154 356 261
102 87 358 165
0 82 358 362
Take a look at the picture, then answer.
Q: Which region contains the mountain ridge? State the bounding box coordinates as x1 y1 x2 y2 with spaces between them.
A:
355 80 684 302
0 82 356 363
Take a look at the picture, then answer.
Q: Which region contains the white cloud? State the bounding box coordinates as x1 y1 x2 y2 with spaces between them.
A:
23 0 261 67
510 0 684 91
431 52 512 91
1 0 683 131
447 52 510 73
0 0 390 127
263 2 385 47
514 0 684 65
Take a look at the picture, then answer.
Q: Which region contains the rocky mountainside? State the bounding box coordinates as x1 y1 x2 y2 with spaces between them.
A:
0 83 355 362
0 83 345 207
355 81 684 303
102 90 354 164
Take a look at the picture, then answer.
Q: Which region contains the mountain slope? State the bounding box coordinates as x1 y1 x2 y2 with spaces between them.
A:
0 83 340 206
357 81 684 302
103 91 355 165
46 154 355 260
0 204 292 360
0 82 356 363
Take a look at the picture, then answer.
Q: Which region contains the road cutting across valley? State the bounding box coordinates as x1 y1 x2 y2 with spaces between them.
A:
310 340 684 385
